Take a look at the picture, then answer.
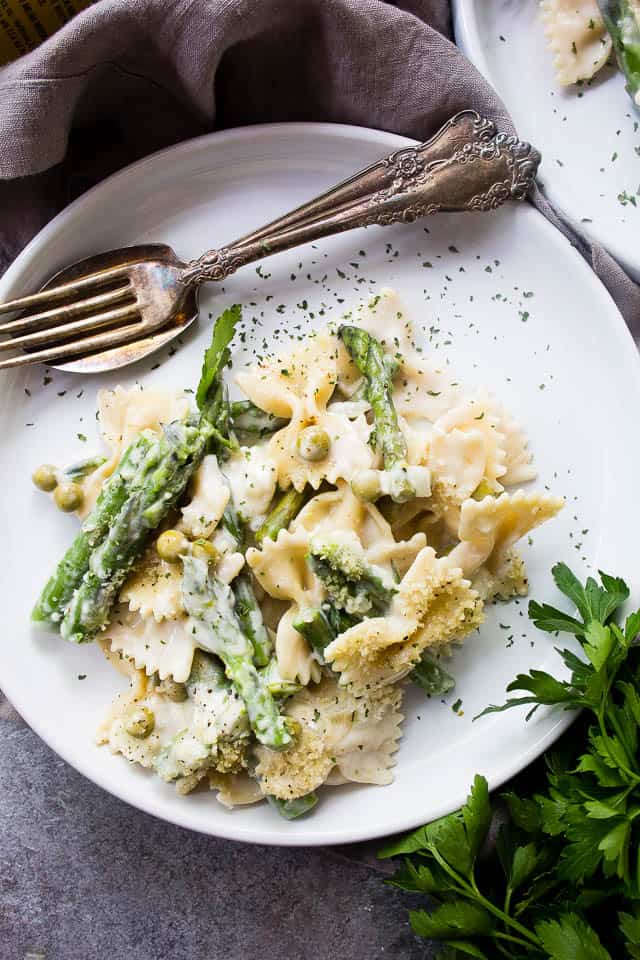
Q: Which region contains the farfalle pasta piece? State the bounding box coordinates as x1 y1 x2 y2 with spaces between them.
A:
236 331 374 491
325 547 483 690
120 547 184 621
448 490 565 581
247 527 323 684
254 677 403 800
103 606 198 683
493 404 537 486
220 445 277 528
541 0 612 84
429 392 507 505
208 772 264 808
293 482 426 577
81 385 189 515
180 454 230 539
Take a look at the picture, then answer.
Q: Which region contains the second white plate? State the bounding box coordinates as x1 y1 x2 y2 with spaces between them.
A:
454 0 640 282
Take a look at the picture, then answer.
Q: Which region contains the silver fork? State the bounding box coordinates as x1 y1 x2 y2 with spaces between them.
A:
0 111 540 374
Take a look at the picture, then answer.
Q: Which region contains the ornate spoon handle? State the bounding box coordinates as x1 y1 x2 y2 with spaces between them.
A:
179 111 540 286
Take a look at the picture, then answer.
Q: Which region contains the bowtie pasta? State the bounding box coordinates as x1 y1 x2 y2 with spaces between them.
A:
540 0 640 109
32 289 562 820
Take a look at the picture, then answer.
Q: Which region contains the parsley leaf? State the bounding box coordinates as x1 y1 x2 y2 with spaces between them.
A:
381 563 640 959
535 913 612 959
410 903 494 939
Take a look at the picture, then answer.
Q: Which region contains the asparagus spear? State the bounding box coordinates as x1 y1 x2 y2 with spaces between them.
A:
32 433 154 626
307 535 397 616
229 400 288 439
267 793 319 820
254 487 307 546
181 554 295 750
258 658 302 697
598 1 640 105
61 420 212 642
292 604 358 662
411 652 456 697
219 502 273 668
234 572 273 668
339 325 414 503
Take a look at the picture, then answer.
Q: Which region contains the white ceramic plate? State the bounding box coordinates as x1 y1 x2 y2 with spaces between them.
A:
1 123 639 846
453 0 640 281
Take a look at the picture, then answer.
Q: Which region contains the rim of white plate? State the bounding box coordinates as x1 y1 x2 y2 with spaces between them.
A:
452 0 639 283
0 122 638 846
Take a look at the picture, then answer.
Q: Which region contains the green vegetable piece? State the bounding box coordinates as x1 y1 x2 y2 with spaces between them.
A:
61 420 210 643
234 572 273 668
255 486 307 547
229 400 288 439
156 529 190 563
196 304 241 413
350 469 382 503
221 503 244 550
259 658 302 697
32 432 153 626
339 324 413 502
267 793 319 820
123 704 155 739
190 539 219 561
411 652 456 697
181 554 294 751
296 425 331 462
62 455 108 482
53 481 84 513
598 1 640 106
292 604 357 662
218 501 272 668
307 536 396 616
32 463 58 492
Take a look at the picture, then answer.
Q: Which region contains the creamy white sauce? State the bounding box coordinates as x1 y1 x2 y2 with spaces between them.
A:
221 445 277 529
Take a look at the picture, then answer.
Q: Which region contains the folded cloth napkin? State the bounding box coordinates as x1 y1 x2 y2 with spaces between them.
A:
1 0 639 337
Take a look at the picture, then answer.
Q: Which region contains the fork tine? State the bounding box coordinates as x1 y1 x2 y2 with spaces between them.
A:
0 266 131 317
0 319 149 370
0 285 133 337
0 304 141 353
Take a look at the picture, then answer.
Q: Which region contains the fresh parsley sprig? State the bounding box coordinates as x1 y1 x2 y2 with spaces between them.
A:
379 563 640 959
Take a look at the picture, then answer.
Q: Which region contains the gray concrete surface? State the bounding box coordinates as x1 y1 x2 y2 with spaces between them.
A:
0 694 430 960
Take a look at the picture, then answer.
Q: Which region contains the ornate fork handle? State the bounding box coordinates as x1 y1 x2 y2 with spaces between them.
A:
179 111 540 287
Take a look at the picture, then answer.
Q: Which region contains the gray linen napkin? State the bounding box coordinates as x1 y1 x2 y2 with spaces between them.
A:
2 0 638 339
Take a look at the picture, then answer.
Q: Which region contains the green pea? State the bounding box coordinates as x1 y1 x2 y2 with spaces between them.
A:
123 704 155 739
351 470 382 502
53 481 84 512
156 529 189 562
32 464 58 492
157 678 188 702
296 426 331 462
191 539 219 561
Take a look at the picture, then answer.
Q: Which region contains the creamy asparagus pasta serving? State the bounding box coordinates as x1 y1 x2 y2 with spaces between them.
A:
31 289 563 819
